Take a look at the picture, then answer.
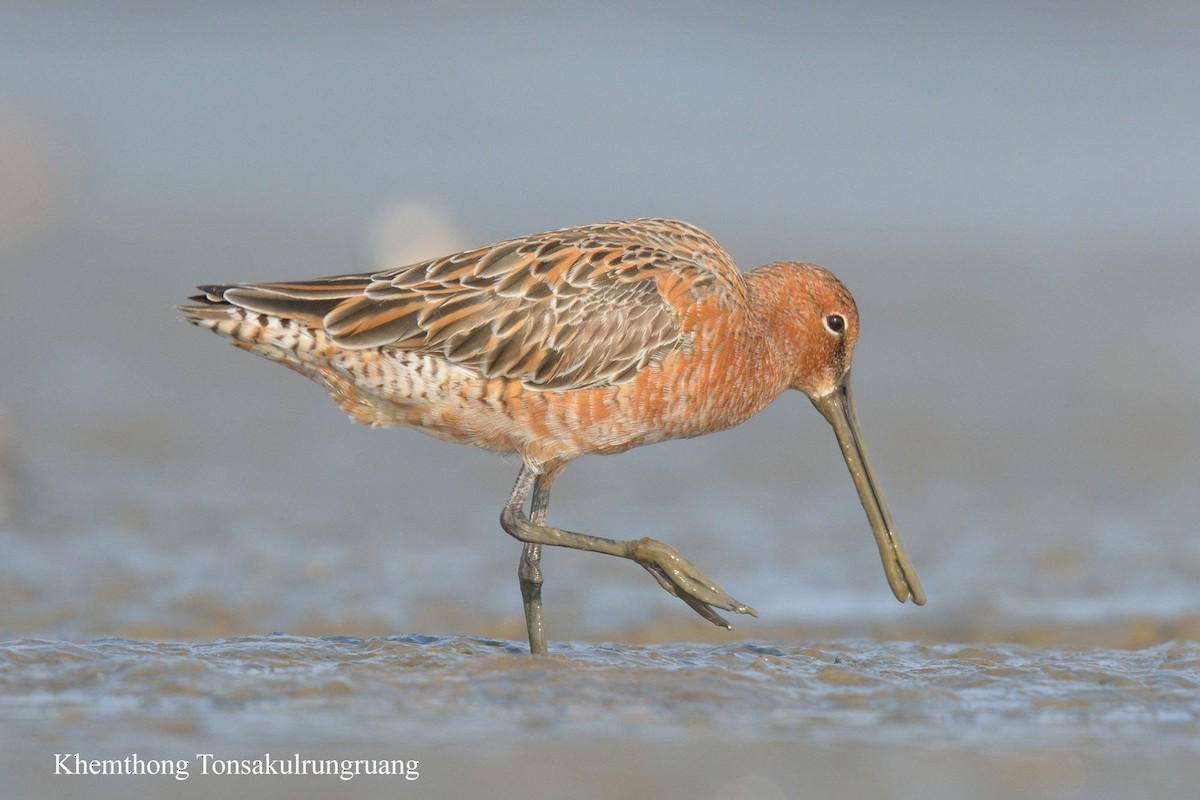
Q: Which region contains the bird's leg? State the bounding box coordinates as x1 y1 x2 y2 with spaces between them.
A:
501 464 756 637
518 542 545 654
518 462 563 656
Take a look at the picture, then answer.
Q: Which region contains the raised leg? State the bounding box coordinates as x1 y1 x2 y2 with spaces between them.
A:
518 462 563 655
500 463 756 651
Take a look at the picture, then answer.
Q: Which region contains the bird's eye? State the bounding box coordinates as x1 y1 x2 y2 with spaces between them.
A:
825 314 846 334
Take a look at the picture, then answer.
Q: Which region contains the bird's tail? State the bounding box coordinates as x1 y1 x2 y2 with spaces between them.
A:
177 285 330 370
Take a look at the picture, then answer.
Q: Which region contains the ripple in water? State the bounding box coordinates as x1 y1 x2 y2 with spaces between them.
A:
0 635 1195 751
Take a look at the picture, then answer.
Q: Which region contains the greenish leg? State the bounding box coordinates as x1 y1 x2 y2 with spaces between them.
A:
500 463 756 656
518 463 561 656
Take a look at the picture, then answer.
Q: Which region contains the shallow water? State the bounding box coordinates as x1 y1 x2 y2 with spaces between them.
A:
4 635 1198 747
3 635 1198 798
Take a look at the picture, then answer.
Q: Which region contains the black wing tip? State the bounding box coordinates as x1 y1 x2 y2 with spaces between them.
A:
174 303 207 325
177 284 237 323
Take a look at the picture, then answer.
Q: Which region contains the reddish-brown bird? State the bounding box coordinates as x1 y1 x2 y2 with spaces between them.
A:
179 218 924 653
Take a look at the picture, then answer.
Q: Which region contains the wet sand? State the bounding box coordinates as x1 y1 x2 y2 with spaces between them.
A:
3 635 1197 799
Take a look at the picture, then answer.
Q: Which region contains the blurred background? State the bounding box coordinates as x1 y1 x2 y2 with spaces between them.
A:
1 1 1197 645
3 4 1199 798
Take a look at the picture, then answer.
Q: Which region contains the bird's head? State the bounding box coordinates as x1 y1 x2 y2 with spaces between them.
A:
755 261 926 606
769 262 860 399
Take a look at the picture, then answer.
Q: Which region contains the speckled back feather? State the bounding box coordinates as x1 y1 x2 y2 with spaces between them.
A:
188 218 748 391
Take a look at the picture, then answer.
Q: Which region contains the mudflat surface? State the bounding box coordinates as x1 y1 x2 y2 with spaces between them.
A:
3 636 1198 799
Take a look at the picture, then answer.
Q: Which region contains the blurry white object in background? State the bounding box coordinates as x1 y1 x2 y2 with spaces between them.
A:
368 201 467 271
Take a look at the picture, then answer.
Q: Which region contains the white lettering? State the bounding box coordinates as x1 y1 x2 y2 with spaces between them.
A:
55 751 417 781
52 753 189 780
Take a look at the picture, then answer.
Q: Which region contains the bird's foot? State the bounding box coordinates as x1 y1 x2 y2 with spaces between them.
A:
628 537 757 629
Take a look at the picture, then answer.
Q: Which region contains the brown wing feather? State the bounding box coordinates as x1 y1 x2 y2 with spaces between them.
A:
196 218 748 391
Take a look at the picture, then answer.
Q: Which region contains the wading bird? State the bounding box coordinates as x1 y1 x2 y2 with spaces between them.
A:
179 218 924 653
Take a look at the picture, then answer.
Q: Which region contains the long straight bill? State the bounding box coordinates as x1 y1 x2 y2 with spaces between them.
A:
811 374 926 605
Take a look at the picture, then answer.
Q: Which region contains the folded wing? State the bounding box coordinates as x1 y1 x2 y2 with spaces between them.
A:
191 218 748 391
